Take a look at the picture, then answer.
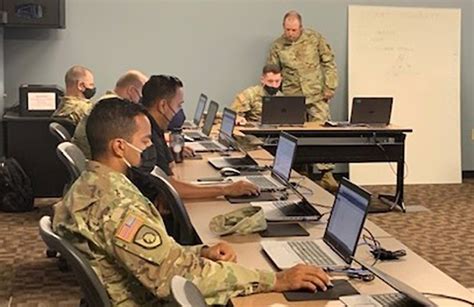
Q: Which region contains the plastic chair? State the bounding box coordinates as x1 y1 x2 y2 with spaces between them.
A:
171 275 207 307
56 142 86 183
38 216 111 307
49 122 72 142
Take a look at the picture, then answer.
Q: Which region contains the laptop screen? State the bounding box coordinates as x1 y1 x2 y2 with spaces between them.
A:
324 179 371 264
201 101 219 136
193 94 207 125
272 133 297 181
219 108 236 139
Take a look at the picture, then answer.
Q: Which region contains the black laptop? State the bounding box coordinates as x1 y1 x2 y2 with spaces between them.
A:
183 100 218 141
350 97 393 126
261 96 306 126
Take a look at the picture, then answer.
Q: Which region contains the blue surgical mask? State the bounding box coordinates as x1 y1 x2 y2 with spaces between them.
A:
167 108 186 131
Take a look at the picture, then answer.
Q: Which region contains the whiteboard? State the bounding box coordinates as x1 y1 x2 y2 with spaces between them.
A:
348 5 461 185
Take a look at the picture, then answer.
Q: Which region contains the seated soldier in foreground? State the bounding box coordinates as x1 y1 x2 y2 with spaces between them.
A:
53 98 331 305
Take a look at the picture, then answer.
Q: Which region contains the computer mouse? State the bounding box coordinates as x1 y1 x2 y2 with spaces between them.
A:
220 167 241 176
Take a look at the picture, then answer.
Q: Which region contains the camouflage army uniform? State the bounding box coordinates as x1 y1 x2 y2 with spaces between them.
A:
231 85 283 122
268 29 338 172
267 28 338 123
72 91 119 159
52 95 93 125
53 161 275 306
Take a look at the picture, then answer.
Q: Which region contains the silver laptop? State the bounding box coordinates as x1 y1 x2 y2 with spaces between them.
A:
182 93 207 130
261 178 371 269
229 132 297 191
187 107 235 153
340 259 436 306
184 100 218 141
261 96 306 126
207 136 258 170
250 176 322 222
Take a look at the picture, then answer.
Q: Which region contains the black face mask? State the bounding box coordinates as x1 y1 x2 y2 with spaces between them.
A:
82 87 96 100
167 108 186 131
264 85 279 96
124 143 157 174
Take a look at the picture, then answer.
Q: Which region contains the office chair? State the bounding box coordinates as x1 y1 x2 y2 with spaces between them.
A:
171 276 208 307
56 142 86 183
51 118 77 136
150 174 201 245
49 122 72 142
39 216 112 307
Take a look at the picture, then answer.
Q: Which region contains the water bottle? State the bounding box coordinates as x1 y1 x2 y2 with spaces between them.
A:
169 129 184 163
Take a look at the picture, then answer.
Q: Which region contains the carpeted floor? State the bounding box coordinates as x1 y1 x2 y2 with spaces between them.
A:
0 179 472 306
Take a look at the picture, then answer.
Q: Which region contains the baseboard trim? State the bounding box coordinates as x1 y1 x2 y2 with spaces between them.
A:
463 171 474 178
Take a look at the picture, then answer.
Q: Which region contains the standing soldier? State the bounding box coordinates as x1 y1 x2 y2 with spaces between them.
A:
268 10 339 192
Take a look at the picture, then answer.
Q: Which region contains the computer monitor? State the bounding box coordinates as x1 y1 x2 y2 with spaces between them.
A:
19 84 64 117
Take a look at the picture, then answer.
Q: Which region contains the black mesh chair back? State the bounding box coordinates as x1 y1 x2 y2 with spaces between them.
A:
150 174 200 245
56 142 86 183
49 122 72 142
38 216 111 307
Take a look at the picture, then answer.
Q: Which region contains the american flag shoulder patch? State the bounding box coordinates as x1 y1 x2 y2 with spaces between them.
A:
116 213 144 242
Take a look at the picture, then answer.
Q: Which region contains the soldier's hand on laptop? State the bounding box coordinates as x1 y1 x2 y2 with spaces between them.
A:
182 146 195 158
274 264 332 292
235 115 247 126
201 242 237 262
223 181 260 196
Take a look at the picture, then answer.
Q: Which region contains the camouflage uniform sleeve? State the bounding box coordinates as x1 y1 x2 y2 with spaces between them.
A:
230 90 252 116
318 35 339 90
71 115 92 159
104 205 276 305
71 103 92 125
267 41 281 68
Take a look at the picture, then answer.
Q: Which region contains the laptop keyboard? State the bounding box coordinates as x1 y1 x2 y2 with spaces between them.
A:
185 131 207 139
273 201 308 216
287 241 337 266
199 141 223 151
246 176 279 190
372 293 412 306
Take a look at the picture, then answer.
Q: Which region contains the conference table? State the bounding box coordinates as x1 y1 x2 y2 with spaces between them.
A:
237 123 412 213
173 148 473 306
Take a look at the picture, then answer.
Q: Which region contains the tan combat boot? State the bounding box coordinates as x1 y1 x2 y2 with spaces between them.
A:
318 171 339 194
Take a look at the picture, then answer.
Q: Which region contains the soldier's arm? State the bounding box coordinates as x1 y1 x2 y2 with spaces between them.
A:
230 91 251 117
104 205 276 305
318 35 339 91
267 43 281 67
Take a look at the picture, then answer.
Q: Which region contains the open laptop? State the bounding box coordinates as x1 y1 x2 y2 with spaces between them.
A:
228 132 297 191
326 97 393 128
261 96 306 126
182 93 208 129
261 178 371 270
183 100 218 141
207 136 258 170
340 258 436 306
251 174 322 222
186 107 236 152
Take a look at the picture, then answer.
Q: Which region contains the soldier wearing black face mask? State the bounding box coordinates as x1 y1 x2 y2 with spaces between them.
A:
52 65 96 125
230 64 284 125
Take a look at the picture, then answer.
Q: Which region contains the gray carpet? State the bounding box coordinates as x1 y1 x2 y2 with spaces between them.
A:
0 179 472 305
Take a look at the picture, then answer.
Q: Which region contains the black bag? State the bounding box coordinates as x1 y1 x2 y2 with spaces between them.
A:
0 157 34 212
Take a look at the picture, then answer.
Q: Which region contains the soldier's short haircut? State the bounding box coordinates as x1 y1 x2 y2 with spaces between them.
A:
65 65 92 87
115 70 146 88
86 97 146 159
283 10 302 25
262 64 281 75
140 75 183 109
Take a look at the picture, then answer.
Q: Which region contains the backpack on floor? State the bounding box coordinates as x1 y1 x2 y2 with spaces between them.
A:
0 157 34 212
